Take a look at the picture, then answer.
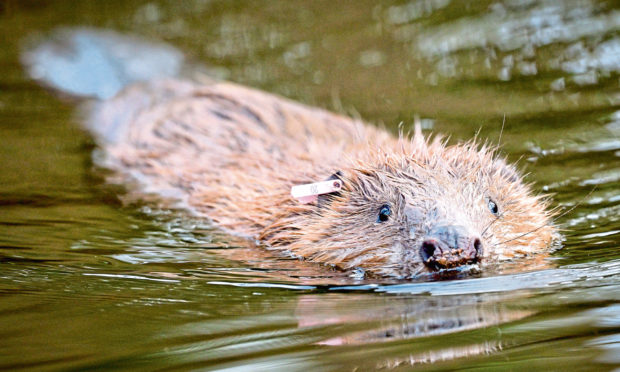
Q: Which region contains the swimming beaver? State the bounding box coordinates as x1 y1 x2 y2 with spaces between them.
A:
23 28 558 278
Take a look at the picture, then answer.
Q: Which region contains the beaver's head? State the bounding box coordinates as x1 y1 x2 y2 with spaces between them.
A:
284 139 558 278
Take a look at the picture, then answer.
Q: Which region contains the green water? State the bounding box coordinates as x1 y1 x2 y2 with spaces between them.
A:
1 0 619 370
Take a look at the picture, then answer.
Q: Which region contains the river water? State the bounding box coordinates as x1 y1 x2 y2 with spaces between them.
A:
1 0 619 370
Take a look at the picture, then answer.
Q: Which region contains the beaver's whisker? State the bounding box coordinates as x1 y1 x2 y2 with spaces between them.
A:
481 213 503 237
498 113 506 147
551 186 597 223
498 223 553 245
493 186 595 246
408 266 426 278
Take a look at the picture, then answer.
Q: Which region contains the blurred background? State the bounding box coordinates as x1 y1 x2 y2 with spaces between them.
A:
0 0 619 370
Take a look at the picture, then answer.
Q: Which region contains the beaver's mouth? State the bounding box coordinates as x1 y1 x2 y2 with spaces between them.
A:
423 257 481 272
424 262 482 281
420 235 482 271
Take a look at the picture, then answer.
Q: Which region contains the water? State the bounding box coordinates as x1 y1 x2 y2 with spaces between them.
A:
1 0 619 370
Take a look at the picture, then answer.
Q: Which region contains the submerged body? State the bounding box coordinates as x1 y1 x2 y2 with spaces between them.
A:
25 28 558 278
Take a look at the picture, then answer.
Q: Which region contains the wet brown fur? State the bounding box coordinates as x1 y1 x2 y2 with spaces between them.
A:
90 78 558 278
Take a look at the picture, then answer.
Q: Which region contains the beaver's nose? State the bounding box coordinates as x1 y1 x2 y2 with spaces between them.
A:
420 224 482 270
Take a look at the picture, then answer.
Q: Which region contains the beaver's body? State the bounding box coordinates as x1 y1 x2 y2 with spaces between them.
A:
25 28 558 278
89 78 557 277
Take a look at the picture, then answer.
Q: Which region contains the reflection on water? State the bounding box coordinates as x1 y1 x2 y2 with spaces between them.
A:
296 293 535 346
0 0 619 370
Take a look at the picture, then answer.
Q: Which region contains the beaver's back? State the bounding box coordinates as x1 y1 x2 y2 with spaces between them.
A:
91 79 393 235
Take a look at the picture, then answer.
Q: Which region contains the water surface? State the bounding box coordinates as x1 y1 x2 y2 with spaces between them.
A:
1 1 619 370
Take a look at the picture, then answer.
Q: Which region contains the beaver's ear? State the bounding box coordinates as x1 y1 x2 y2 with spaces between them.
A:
327 171 343 182
317 171 343 209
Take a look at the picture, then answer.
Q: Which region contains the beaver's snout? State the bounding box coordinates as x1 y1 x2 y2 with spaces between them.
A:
420 225 482 270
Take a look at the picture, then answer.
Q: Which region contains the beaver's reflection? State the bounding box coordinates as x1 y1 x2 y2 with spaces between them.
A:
296 292 532 364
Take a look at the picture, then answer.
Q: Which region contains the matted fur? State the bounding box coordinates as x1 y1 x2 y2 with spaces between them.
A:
90 78 557 278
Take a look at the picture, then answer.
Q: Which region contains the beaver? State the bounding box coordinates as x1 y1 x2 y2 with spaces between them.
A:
23 28 558 278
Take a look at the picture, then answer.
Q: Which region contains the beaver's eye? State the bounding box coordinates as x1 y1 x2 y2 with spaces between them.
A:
377 204 391 222
488 199 499 215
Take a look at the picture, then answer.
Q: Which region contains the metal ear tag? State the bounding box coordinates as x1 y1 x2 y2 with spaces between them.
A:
291 180 342 204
